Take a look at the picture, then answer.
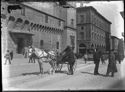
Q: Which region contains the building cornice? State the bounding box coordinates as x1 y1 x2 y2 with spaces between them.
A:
77 6 112 24
64 26 77 31
20 3 65 22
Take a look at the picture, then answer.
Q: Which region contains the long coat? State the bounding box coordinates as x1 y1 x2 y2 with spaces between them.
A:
61 46 75 65
107 52 117 73
93 51 101 64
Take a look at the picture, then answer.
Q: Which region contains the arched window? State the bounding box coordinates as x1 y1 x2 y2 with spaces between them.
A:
79 43 86 47
8 16 15 21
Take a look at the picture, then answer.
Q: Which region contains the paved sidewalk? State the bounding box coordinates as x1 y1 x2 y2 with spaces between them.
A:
2 57 36 66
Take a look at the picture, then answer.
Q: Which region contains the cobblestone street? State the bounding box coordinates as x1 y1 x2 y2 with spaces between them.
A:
2 56 125 90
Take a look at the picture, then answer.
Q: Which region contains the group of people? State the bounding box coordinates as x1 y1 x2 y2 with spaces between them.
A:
93 49 118 77
4 46 35 65
83 52 107 64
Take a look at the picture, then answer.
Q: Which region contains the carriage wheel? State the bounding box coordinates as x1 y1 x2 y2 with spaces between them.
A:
67 61 77 73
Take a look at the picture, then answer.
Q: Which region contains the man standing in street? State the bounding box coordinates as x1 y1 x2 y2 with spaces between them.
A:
106 50 117 77
28 46 34 63
4 50 11 65
93 49 101 75
83 53 88 64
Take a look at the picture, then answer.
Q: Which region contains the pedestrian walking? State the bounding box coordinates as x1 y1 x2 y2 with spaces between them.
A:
24 46 28 58
10 50 13 60
106 50 117 77
4 50 11 65
93 49 101 75
83 53 88 64
32 48 36 63
101 54 106 64
28 46 34 63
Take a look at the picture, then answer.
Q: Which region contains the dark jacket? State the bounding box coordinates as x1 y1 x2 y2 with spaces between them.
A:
10 51 13 60
93 51 101 64
61 46 75 64
107 52 117 73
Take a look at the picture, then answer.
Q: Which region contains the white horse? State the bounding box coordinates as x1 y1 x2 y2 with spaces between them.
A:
30 48 57 75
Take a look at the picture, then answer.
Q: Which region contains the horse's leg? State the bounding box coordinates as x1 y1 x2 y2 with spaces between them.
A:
28 57 31 63
49 60 53 74
38 59 43 75
52 60 56 74
60 64 63 71
53 60 57 74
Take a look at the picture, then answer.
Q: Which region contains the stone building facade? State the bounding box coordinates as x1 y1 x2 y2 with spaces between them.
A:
63 7 77 52
22 2 77 53
1 2 77 56
76 6 111 55
110 36 119 53
1 2 64 55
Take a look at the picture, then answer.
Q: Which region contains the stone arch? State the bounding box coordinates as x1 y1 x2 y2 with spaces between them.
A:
16 18 23 23
22 20 30 29
91 44 94 49
1 14 6 19
34 24 37 30
8 16 15 21
24 20 29 25
30 23 34 30
39 25 42 31
79 43 86 47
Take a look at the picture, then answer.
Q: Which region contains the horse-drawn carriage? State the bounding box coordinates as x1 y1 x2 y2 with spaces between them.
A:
56 52 77 74
28 46 77 75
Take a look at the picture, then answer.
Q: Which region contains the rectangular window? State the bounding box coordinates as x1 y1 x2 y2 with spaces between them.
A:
56 42 59 49
80 15 84 23
81 26 84 30
58 20 61 26
80 32 84 40
71 19 74 26
40 40 44 49
45 15 48 23
70 36 75 49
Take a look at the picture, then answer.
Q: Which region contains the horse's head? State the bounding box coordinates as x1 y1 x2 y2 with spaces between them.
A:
48 50 56 56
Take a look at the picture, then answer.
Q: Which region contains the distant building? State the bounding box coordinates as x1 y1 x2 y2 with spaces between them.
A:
76 6 111 55
110 36 119 53
120 11 124 19
1 2 64 55
62 6 77 53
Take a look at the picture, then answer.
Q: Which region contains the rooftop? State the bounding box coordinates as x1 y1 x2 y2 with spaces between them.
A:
111 36 120 40
77 6 112 24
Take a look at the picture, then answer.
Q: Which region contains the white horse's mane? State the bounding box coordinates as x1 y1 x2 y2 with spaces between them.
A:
34 48 56 58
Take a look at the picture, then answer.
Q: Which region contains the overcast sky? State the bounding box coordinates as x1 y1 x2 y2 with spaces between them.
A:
76 1 124 39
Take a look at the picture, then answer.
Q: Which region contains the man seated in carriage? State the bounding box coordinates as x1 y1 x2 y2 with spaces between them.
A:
60 46 75 75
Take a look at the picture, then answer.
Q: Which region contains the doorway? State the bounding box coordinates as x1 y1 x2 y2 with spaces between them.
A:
17 38 24 54
79 43 87 55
